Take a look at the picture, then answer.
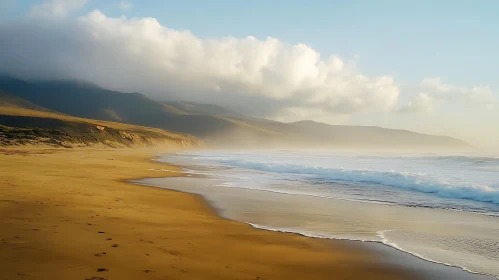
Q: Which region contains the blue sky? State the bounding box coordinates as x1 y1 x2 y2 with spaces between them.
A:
1 0 498 149
6 0 499 89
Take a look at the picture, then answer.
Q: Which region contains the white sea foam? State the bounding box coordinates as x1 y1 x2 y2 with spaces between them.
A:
249 223 493 277
248 223 371 241
151 150 499 278
216 159 499 204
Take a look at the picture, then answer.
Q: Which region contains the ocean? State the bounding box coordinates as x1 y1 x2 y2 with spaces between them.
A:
138 150 499 278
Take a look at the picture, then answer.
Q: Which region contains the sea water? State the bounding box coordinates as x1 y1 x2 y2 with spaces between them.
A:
140 150 499 278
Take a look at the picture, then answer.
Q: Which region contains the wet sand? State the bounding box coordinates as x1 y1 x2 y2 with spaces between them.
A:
365 243 494 280
0 147 418 280
138 157 497 280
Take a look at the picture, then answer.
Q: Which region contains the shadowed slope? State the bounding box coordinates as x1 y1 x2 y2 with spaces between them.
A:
0 76 472 150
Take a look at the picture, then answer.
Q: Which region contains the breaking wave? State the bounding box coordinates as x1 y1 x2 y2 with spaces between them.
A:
217 159 499 204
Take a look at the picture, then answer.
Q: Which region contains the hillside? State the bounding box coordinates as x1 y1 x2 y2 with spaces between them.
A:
0 104 200 148
0 77 275 147
163 101 242 116
0 76 472 150
0 90 56 113
281 120 469 149
0 77 177 127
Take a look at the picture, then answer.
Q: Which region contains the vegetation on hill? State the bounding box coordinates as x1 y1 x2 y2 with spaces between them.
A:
0 106 200 148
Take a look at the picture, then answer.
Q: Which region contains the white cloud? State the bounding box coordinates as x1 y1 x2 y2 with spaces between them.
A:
400 93 436 113
421 77 496 108
401 78 496 113
30 0 88 18
119 1 132 11
1 10 400 119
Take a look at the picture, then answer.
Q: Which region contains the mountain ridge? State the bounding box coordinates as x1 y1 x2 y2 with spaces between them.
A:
0 76 472 150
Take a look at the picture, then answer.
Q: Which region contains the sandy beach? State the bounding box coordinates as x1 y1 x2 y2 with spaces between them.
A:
0 147 418 280
1 1 496 278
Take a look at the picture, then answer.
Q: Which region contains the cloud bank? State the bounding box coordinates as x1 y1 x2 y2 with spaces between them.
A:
400 93 436 113
421 78 496 108
400 78 497 113
0 10 400 119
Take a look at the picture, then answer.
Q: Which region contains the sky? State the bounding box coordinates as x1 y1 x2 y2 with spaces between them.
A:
0 0 498 150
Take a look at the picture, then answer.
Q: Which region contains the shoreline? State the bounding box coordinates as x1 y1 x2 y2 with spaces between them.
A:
247 223 496 280
138 152 496 280
0 147 418 279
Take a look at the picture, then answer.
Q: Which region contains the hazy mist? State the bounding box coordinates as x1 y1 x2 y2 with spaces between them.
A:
0 4 497 150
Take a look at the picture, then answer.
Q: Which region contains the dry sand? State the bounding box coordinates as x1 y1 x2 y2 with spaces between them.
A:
0 147 418 280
